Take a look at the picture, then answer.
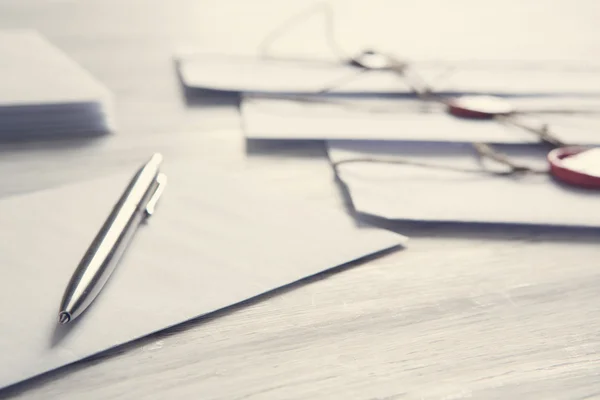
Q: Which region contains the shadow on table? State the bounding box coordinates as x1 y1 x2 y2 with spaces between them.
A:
245 138 328 159
181 86 240 108
358 212 600 244
0 131 109 148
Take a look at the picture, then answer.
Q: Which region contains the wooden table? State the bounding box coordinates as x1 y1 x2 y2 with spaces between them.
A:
1 1 600 398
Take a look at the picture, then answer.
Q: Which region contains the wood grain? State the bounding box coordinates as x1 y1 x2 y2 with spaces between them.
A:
1 1 599 399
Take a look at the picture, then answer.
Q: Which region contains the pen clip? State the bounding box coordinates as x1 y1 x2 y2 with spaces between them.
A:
145 173 167 216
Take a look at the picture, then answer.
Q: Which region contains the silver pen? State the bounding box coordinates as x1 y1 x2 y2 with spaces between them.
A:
58 153 167 324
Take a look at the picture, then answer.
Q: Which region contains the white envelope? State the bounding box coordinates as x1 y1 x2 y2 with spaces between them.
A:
327 140 600 227
243 96 600 145
178 53 600 96
177 54 411 95
0 159 404 389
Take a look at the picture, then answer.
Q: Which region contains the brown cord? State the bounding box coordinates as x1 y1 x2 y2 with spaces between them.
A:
494 115 567 147
257 2 349 62
471 143 539 174
332 143 548 177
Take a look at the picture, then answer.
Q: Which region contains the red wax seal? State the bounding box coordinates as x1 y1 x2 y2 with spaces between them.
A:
447 95 515 119
548 147 600 189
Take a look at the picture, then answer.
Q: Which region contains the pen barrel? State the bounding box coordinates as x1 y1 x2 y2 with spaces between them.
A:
59 156 161 321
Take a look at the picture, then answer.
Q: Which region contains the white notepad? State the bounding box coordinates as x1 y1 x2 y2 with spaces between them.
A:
0 30 114 139
0 159 404 389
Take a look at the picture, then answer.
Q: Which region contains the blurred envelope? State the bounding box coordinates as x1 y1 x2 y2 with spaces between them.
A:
243 96 600 145
327 140 600 227
178 53 600 96
177 53 410 95
0 159 404 390
415 61 600 96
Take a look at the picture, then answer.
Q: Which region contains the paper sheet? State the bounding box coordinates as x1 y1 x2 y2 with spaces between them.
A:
243 96 600 145
0 159 404 389
327 140 600 227
178 53 600 96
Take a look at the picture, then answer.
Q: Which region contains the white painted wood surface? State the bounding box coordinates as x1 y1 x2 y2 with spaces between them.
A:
1 1 600 398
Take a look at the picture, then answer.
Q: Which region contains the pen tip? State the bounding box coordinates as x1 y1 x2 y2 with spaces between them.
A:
59 312 71 325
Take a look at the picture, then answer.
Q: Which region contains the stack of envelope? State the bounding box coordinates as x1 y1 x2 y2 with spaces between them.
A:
178 53 600 229
0 31 114 140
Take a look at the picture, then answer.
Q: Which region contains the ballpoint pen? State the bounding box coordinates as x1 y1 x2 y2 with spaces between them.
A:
58 153 167 324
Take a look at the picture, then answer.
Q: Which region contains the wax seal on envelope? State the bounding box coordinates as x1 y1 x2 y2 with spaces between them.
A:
447 95 515 119
548 147 600 189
